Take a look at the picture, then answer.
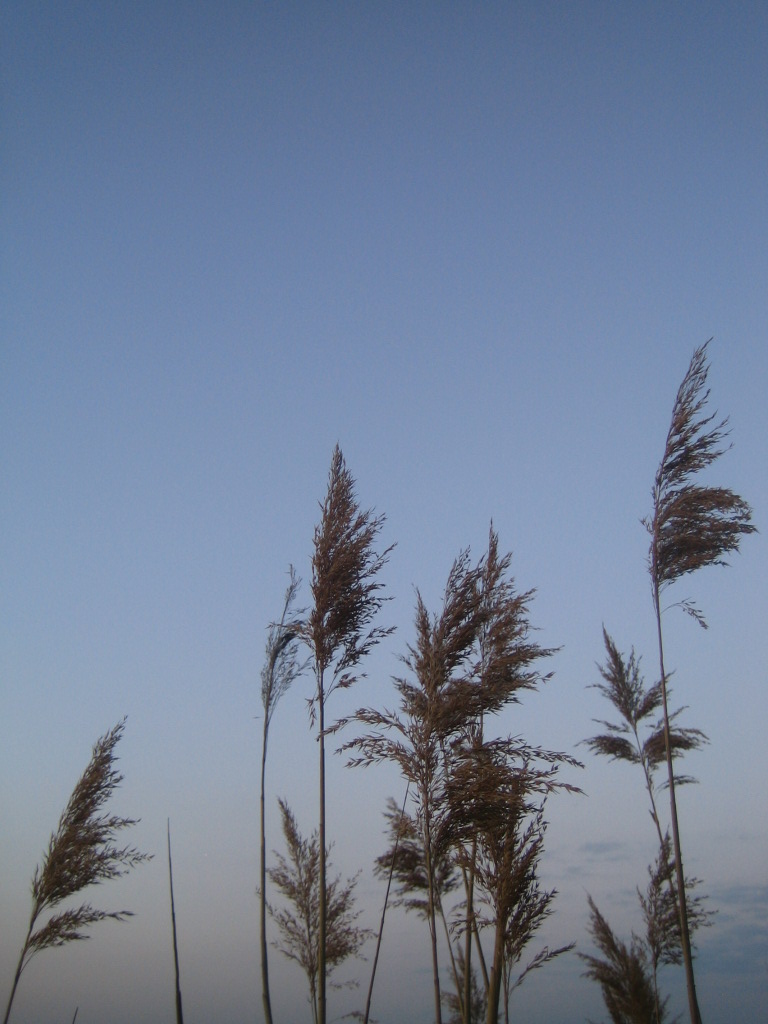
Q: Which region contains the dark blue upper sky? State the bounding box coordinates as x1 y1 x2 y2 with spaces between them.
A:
2 4 766 1022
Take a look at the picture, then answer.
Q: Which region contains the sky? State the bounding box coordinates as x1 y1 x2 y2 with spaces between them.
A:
1 2 767 1022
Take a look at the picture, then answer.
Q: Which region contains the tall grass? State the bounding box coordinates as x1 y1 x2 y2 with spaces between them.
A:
345 530 580 1024
3 719 150 1024
644 342 755 1024
167 820 184 1024
300 444 393 1024
259 568 305 1024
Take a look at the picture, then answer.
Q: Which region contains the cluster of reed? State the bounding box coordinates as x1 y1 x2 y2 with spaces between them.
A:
6 343 753 1024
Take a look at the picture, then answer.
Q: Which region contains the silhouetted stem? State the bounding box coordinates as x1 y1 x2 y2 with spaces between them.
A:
259 721 274 1024
424 810 443 1024
3 901 40 1024
485 915 506 1024
438 892 462 1016
318 671 327 1024
2 932 29 1024
167 820 184 1024
363 783 410 1024
464 838 478 1022
654 582 702 1024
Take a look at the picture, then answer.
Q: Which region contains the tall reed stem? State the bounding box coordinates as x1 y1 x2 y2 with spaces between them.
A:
363 783 410 1024
653 586 701 1024
167 820 184 1024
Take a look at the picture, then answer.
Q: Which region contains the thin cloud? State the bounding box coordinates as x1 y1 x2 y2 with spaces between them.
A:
578 840 630 862
696 883 768 976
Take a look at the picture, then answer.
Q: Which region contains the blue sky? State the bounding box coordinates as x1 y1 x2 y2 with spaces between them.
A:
1 3 766 1022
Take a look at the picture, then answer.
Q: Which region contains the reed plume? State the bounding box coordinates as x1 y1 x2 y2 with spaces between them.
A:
267 799 373 1024
301 444 393 1024
3 719 151 1024
580 895 669 1024
346 532 579 1024
583 630 712 1020
644 341 755 1024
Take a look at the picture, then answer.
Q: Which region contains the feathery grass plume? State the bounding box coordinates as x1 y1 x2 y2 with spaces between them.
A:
372 795 462 1023
646 341 755 612
644 341 755 1024
267 799 373 1024
300 444 394 1024
582 837 711 1024
259 567 305 1024
345 549 483 1024
583 631 712 1013
3 719 151 1024
167 820 184 1024
453 526 573 1024
585 629 708 847
638 836 713 976
346 531 580 1024
440 527 579 1024
447 749 578 1024
373 796 460 919
579 895 672 1024
584 632 710 937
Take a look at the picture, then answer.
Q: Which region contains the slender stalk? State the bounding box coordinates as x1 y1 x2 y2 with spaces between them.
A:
437 891 462 1018
2 922 33 1024
258 569 303 1024
471 905 489 992
457 857 491 1005
167 820 184 1024
629 685 686 1022
485 916 506 1024
317 672 327 1024
643 342 755 1022
651 958 663 1024
653 583 701 1024
463 837 478 1021
363 783 410 1024
425 830 443 1024
259 721 273 1024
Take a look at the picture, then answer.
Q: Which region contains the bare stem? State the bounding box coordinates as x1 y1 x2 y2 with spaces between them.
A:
653 584 702 1024
167 820 184 1024
363 783 410 1024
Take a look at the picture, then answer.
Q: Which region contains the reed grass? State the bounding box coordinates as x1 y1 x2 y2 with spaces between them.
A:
3 719 150 1024
580 895 669 1024
259 568 305 1024
166 819 184 1024
644 342 755 1024
346 530 580 1024
301 444 393 1024
266 799 373 1024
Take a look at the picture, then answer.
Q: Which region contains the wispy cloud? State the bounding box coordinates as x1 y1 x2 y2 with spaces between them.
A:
578 840 631 863
696 883 768 976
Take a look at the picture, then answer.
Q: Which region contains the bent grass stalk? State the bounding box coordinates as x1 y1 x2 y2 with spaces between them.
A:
167 820 184 1024
3 719 151 1024
644 341 755 1024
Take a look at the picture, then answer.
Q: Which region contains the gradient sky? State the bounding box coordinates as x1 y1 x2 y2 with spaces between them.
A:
2 4 766 1022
